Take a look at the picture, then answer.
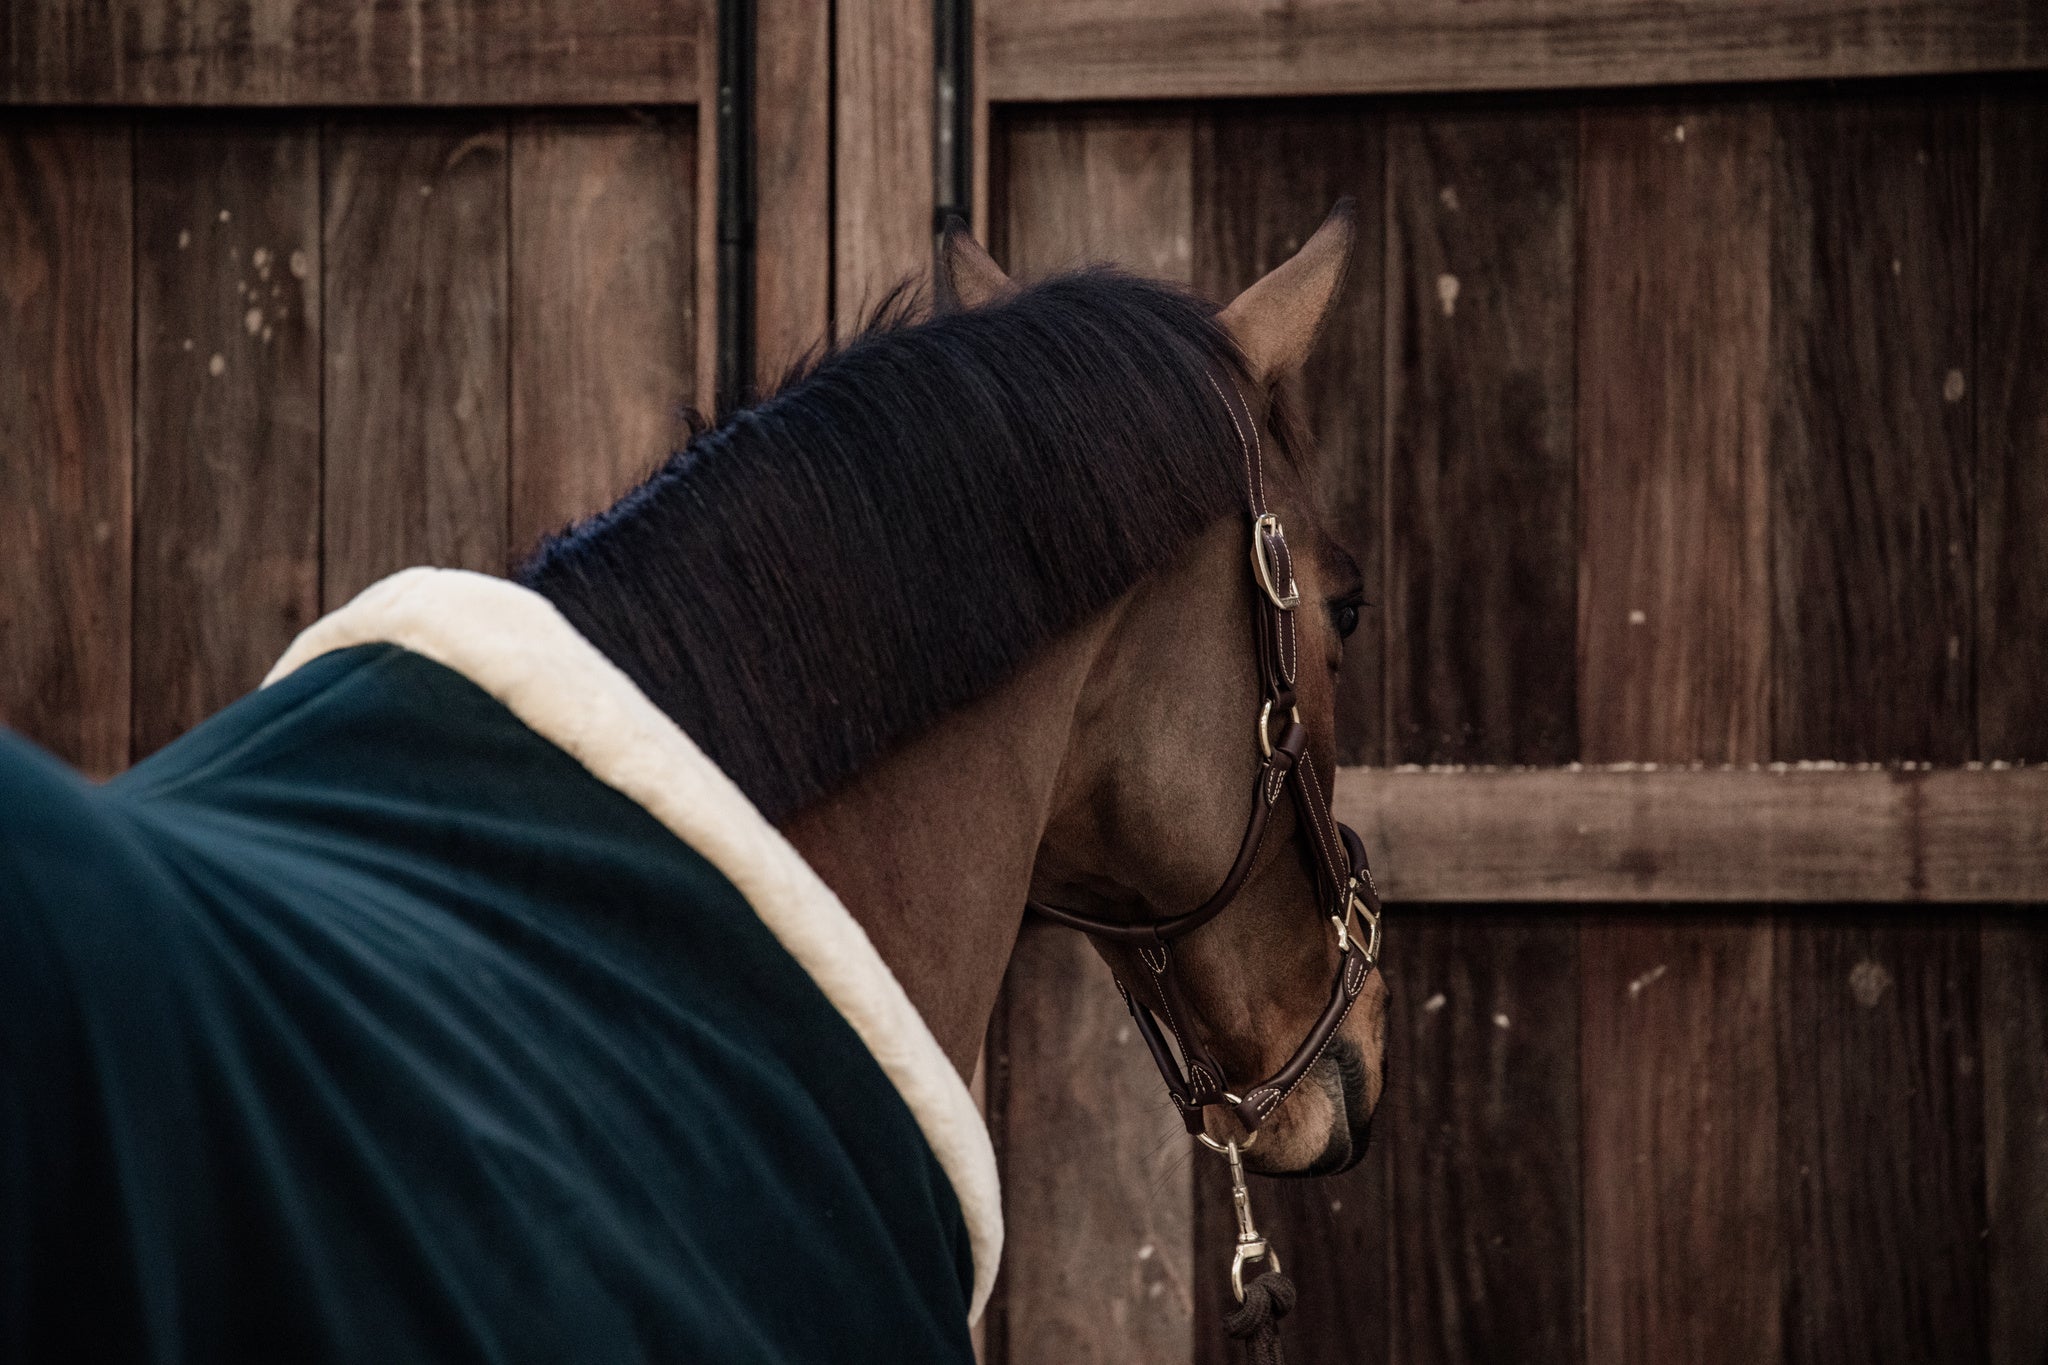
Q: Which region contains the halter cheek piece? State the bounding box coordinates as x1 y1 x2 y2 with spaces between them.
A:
1027 372 1386 1140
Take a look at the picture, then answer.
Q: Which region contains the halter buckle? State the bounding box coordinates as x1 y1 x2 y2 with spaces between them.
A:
1332 882 1381 964
1251 513 1300 611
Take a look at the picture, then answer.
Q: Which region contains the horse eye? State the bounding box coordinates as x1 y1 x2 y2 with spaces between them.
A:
1331 601 1361 641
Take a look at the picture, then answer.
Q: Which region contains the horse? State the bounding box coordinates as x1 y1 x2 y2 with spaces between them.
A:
0 203 1387 1363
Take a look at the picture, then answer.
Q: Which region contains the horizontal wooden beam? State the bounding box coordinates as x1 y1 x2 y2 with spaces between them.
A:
2 0 704 106
985 1 2042 102
1334 766 2048 903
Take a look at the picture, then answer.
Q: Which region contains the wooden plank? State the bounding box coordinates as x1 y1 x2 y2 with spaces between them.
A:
1575 99 1778 1365
1770 93 1975 762
992 109 1195 1365
994 924 1194 1365
2 0 703 105
1336 766 2048 904
1979 97 2048 1365
1977 92 2048 761
1382 103 1581 1365
1771 95 1985 1365
508 114 695 557
322 120 509 605
1385 106 1577 765
1581 911 1777 1363
0 121 132 777
1983 915 2048 1365
131 120 320 760
833 0 934 331
1387 910 1582 1365
1577 101 1771 769
984 0 2044 102
996 107 1193 282
1187 102 1388 1365
1775 915 1986 1365
754 0 832 380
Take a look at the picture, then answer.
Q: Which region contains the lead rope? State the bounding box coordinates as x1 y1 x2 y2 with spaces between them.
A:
1210 1135 1294 1363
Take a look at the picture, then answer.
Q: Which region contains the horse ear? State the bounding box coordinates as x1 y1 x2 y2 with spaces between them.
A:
936 217 1014 312
1216 199 1356 386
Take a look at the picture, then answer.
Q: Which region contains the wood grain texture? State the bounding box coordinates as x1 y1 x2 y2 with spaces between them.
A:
1575 99 1779 1365
1581 913 1778 1365
132 121 320 760
0 122 132 777
1387 910 1582 1365
1983 916 2048 1365
1775 915 1986 1365
322 121 508 605
995 925 1195 1365
1337 765 2048 903
983 0 2045 102
1187 102 1389 1365
1977 92 2048 761
1386 106 1578 766
833 0 934 331
509 114 695 556
1193 102 1385 766
755 0 832 379
1577 102 1771 768
996 107 1193 282
1772 99 1986 1363
992 109 1196 1365
2 0 703 105
1770 94 1976 763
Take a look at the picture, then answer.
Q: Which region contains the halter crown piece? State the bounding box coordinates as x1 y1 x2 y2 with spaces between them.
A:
1025 371 1388 1329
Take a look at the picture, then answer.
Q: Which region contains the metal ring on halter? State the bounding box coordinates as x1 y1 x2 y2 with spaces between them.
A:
1230 1243 1280 1304
1257 700 1302 759
1250 513 1301 611
1195 1096 1259 1153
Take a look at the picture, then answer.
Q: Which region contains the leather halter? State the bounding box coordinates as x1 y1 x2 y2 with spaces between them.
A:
1028 372 1385 1138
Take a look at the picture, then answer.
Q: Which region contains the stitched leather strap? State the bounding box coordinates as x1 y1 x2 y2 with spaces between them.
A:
1026 372 1386 1134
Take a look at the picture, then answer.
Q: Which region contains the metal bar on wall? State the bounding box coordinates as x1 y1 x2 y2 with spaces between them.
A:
716 0 758 410
933 0 973 237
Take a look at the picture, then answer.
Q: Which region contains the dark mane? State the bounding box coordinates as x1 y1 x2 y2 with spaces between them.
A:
517 269 1247 822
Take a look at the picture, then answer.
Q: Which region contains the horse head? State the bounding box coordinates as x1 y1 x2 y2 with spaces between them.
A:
940 207 1387 1175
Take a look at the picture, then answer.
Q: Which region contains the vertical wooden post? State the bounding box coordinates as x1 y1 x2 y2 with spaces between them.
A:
1575 98 1778 1365
833 0 934 332
1769 93 1985 1365
753 0 832 379
1977 88 2048 1365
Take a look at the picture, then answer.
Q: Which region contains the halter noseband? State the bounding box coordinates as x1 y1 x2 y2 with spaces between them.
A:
1026 371 1386 1139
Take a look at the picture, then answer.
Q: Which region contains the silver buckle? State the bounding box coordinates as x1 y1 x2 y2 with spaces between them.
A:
1250 513 1299 611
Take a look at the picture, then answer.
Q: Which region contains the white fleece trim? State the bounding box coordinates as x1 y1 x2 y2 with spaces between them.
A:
265 568 1002 1323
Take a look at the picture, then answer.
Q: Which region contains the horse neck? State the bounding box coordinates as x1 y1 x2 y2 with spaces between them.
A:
778 612 1117 1078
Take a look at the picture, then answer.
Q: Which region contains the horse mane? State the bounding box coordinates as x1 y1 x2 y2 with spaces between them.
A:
517 269 1249 822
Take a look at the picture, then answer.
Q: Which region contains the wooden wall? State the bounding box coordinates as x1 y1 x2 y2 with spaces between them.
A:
983 82 2047 1365
5 5 2045 1365
0 0 710 776
0 111 700 774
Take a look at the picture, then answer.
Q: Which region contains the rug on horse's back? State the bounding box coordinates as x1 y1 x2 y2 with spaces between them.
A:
0 569 999 1365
